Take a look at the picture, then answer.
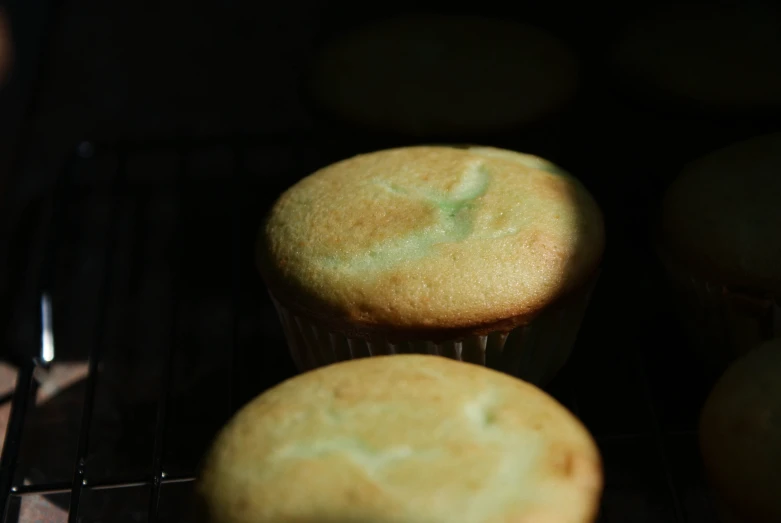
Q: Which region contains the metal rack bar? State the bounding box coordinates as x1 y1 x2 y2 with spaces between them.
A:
66 148 127 521
0 144 78 520
13 475 194 496
0 362 36 520
637 350 685 523
147 151 187 522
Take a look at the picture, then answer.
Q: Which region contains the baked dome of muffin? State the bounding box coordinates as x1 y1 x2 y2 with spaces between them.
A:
307 14 579 136
700 338 781 523
612 2 781 110
196 355 603 523
258 145 604 338
659 132 781 296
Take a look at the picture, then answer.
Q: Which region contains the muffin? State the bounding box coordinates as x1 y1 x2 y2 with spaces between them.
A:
699 338 781 523
611 2 781 112
257 145 604 385
306 14 578 150
601 2 781 196
655 132 781 371
196 354 604 523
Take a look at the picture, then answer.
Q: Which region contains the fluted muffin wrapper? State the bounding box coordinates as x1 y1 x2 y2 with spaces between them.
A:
269 273 598 386
657 247 781 371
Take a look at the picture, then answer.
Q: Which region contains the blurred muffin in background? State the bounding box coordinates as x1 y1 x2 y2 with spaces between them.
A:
655 133 781 372
598 1 781 199
611 1 781 112
699 338 781 523
196 354 604 523
257 145 604 385
305 14 578 155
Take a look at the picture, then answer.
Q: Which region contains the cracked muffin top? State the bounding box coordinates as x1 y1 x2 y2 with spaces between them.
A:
196 354 603 523
257 146 604 335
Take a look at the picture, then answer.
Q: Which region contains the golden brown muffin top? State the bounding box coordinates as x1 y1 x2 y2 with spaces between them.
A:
258 146 604 336
700 338 781 523
613 2 781 108
308 14 578 136
660 132 781 295
196 355 603 523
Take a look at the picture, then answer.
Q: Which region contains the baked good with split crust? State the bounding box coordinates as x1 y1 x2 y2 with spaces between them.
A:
196 354 604 523
257 145 604 384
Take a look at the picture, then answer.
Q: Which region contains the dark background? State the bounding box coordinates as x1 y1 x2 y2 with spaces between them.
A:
0 0 777 521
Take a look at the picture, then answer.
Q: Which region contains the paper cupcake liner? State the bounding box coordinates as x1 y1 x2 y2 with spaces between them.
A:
269 273 598 386
658 248 781 370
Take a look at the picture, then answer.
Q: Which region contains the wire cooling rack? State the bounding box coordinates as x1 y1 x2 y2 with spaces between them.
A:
0 130 721 522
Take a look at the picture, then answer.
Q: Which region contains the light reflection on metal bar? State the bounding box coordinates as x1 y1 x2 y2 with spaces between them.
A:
12 475 195 496
40 293 54 363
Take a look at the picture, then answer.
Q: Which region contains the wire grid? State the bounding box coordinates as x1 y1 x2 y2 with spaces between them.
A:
0 135 712 522
0 136 233 520
0 132 343 519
